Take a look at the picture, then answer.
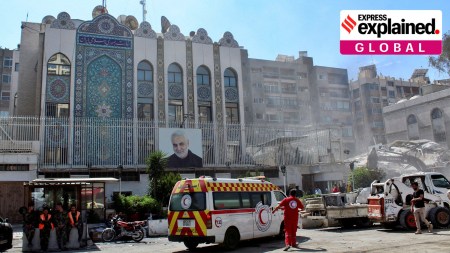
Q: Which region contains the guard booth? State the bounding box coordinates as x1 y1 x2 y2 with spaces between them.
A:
24 178 118 222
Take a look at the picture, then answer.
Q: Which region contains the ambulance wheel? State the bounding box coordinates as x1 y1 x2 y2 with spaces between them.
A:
399 210 416 230
429 207 450 228
223 227 240 250
183 240 199 251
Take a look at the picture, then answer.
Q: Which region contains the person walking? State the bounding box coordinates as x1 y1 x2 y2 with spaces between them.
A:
411 182 433 234
39 207 54 251
22 204 38 248
68 204 83 243
272 189 304 251
52 202 68 251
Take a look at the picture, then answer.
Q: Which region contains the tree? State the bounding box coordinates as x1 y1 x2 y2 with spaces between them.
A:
429 32 450 76
146 150 168 198
348 167 386 189
146 151 181 208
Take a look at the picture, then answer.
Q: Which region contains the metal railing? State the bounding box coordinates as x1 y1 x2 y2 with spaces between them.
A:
0 117 345 168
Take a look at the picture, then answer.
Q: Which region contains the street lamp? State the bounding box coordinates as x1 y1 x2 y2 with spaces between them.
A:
117 164 123 195
280 165 287 194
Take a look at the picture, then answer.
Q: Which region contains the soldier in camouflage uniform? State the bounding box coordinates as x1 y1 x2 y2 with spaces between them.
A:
68 204 83 243
22 204 38 248
52 203 68 251
39 207 54 251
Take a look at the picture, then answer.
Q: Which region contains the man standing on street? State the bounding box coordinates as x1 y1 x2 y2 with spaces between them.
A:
411 182 433 234
53 202 68 251
272 189 304 251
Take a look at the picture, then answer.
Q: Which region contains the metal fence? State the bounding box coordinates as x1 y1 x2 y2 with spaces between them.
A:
0 117 344 168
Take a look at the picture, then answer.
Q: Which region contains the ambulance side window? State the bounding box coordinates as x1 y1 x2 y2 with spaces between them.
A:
213 192 241 210
241 192 252 208
274 191 286 202
250 192 272 207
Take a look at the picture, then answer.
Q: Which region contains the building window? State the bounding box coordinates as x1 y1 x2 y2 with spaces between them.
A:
224 68 237 87
1 91 10 101
2 74 11 84
198 101 212 122
388 90 395 98
168 63 182 84
168 100 184 122
431 108 446 143
137 103 153 120
46 103 69 118
3 57 12 68
0 164 29 171
371 97 380 103
47 53 71 76
255 113 263 120
137 61 153 81
387 81 394 87
196 66 210 86
267 114 280 122
14 63 19 72
342 127 353 137
225 103 239 123
407 114 419 140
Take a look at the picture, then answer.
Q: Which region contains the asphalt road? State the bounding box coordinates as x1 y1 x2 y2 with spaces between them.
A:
9 226 450 252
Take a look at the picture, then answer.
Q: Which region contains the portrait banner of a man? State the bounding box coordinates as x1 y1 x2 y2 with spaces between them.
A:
159 128 203 168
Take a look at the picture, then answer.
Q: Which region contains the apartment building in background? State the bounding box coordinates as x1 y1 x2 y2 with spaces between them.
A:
0 48 14 116
350 65 430 153
244 52 355 157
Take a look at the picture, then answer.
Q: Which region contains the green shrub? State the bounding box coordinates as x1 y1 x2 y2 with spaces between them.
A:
113 194 160 217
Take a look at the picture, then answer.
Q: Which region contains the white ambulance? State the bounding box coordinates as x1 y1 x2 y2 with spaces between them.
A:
168 176 287 250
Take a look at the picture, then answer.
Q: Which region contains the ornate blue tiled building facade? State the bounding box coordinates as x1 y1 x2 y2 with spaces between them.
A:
73 14 134 165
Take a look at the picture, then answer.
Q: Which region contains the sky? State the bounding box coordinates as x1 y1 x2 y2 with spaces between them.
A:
0 0 449 81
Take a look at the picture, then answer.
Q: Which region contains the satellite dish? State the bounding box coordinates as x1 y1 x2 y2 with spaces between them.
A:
161 16 171 33
125 15 139 30
92 5 107 19
42 15 56 24
117 15 127 25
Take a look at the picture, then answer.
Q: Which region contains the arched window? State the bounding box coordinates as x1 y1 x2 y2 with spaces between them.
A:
224 68 239 123
224 68 237 87
168 63 182 84
47 53 70 76
196 66 210 86
137 61 154 120
431 108 446 143
196 66 211 122
407 114 419 140
46 53 70 118
168 63 183 123
137 61 153 81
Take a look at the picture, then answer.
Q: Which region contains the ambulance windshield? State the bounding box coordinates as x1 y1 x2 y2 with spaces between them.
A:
169 192 206 211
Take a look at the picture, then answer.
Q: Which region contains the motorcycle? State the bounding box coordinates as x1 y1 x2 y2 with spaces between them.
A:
101 215 146 242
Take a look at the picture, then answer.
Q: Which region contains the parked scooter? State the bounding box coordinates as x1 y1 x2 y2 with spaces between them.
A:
101 215 146 242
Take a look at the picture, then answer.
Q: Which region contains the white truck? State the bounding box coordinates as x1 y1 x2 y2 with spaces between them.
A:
368 172 450 229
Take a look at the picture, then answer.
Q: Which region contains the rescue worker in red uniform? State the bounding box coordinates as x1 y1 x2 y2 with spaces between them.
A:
272 189 304 251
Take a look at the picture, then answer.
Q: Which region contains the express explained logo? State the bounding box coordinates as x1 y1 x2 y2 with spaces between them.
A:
341 15 357 34
340 10 442 55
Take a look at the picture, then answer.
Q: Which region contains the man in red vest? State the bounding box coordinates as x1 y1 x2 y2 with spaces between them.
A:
39 207 54 251
272 189 304 251
67 204 83 243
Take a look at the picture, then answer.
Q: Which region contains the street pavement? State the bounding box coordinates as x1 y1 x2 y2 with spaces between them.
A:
8 225 450 252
